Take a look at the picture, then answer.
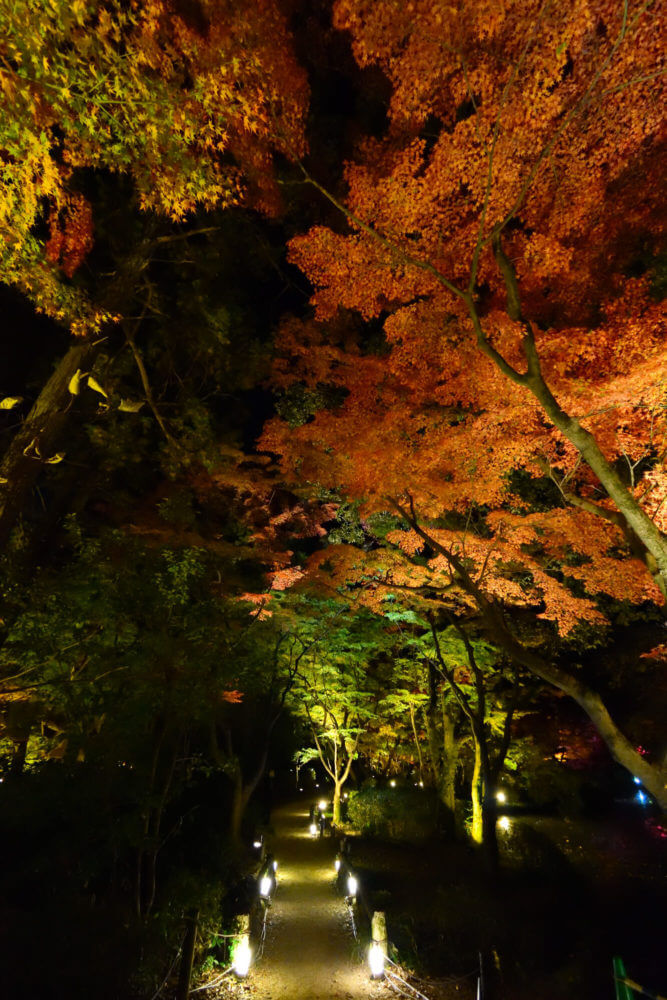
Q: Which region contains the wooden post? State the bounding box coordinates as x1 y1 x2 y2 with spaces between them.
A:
176 908 199 1000
371 911 388 956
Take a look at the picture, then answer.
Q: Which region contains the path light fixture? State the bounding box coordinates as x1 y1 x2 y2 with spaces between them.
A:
318 799 327 812
309 822 318 836
334 856 341 873
636 789 648 806
253 839 262 849
272 859 278 873
259 874 272 899
232 937 252 978
368 942 385 979
495 790 507 804
498 815 511 832
389 779 396 788
346 874 358 898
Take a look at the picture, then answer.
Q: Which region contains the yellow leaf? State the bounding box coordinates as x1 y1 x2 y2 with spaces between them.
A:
44 452 65 464
87 375 108 398
68 369 84 395
118 398 145 413
0 396 23 409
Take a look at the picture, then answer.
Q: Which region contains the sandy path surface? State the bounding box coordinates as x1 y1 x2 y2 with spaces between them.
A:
248 800 390 1000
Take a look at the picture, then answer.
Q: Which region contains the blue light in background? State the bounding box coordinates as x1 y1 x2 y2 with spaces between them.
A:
636 790 648 806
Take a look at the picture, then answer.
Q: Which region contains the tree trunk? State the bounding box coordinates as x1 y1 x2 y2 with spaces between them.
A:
472 254 667 591
470 738 484 845
525 369 667 588
229 769 247 844
470 736 499 872
332 780 342 826
176 909 199 1000
0 340 101 550
441 694 459 832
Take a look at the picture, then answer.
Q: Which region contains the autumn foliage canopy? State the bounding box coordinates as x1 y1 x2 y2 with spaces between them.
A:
261 0 667 635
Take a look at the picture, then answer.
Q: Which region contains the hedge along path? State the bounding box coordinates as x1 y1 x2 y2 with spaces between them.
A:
249 799 390 1000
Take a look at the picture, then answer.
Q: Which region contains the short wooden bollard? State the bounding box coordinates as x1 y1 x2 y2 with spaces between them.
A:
371 911 387 956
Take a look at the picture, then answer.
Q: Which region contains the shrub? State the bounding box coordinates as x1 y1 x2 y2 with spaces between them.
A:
347 787 437 841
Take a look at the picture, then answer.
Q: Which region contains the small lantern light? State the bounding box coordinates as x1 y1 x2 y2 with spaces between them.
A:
232 937 252 977
498 815 511 832
368 942 385 979
253 839 262 849
334 857 341 872
318 799 327 812
272 859 278 873
389 779 396 788
309 822 318 836
259 875 272 898
636 790 648 806
495 790 506 804
347 874 358 897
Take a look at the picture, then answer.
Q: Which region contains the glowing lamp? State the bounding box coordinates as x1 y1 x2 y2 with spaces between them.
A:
636 790 648 806
232 937 252 978
253 839 262 849
259 875 272 898
419 781 424 788
272 859 278 873
334 857 341 872
368 942 385 979
633 776 641 785
343 792 348 799
318 799 327 812
496 791 507 804
389 780 396 788
346 874 358 897
498 815 511 832
309 822 318 836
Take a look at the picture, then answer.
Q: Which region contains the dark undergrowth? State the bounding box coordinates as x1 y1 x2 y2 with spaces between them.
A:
346 810 666 1000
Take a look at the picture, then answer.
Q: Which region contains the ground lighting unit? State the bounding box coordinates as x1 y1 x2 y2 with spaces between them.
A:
346 874 358 898
259 875 272 898
368 942 385 979
232 938 252 978
309 822 318 836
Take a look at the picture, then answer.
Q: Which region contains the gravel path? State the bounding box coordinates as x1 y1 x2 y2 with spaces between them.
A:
248 800 390 1000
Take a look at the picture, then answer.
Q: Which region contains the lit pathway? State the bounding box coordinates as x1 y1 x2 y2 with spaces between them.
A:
248 800 390 1000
